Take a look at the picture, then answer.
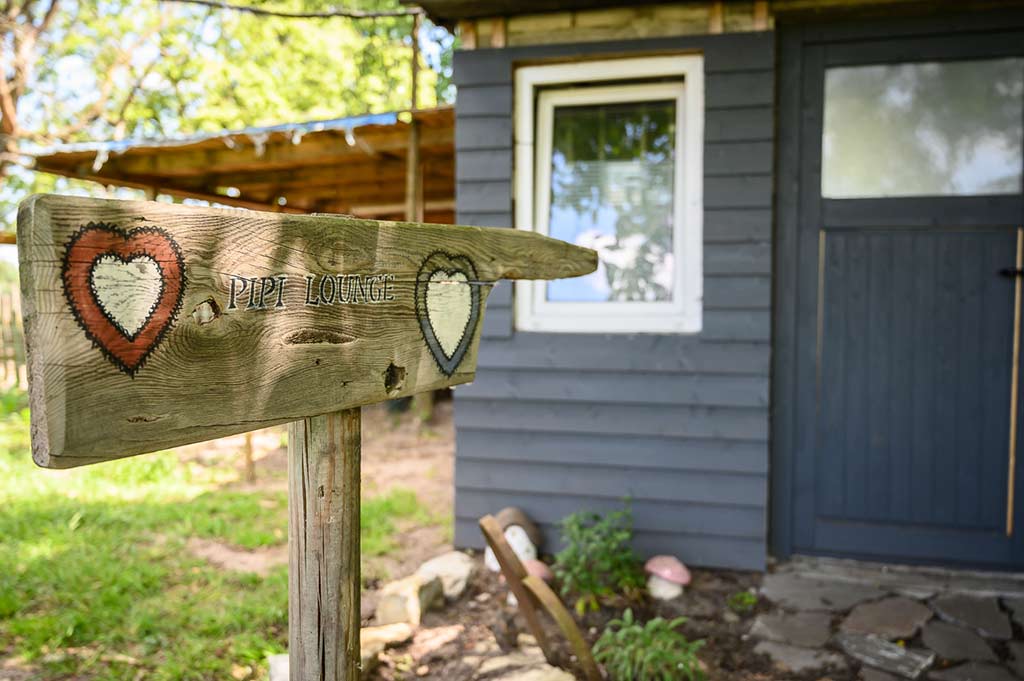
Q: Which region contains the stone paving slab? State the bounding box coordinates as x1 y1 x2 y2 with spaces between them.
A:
835 632 935 679
750 611 832 648
922 620 997 663
928 663 1020 681
862 668 903 681
762 572 888 612
753 640 847 673
781 557 1024 600
932 595 1013 640
841 597 933 640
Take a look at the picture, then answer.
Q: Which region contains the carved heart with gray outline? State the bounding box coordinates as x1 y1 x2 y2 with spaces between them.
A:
415 252 480 376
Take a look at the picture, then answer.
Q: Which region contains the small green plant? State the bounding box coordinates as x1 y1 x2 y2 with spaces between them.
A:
593 609 706 681
726 590 758 614
552 504 645 615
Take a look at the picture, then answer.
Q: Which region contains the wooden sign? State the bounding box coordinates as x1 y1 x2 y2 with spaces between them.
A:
17 194 596 468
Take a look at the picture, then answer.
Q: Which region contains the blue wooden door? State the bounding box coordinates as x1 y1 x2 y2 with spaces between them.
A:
775 15 1024 568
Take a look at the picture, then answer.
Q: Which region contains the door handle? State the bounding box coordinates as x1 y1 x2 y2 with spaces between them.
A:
1001 268 1024 278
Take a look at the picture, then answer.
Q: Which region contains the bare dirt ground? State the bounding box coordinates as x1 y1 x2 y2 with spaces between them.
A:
177 396 456 584
175 397 789 681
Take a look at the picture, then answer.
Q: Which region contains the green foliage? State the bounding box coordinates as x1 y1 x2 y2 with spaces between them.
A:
3 0 455 230
726 590 758 614
0 405 433 679
593 608 705 681
552 504 645 615
0 386 28 417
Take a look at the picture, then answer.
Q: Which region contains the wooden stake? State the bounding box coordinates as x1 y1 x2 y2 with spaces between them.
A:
289 409 362 681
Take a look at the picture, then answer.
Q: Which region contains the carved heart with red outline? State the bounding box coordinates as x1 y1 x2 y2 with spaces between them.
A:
62 223 186 377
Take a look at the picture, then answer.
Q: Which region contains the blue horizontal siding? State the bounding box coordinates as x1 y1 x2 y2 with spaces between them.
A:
453 30 774 571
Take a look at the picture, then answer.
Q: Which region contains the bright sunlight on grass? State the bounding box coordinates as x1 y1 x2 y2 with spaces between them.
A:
0 388 434 680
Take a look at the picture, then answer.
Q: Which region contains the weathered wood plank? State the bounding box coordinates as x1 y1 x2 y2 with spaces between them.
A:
454 457 768 506
17 195 595 467
288 408 361 681
453 429 769 474
458 491 766 537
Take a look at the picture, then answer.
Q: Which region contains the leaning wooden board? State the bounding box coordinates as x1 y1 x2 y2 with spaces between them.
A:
18 194 597 468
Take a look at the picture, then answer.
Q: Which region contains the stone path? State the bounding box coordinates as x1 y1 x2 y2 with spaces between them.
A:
753 562 1024 680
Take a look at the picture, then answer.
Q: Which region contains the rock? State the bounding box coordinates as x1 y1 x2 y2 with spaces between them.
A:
1007 642 1024 679
841 597 933 640
473 644 576 681
375 574 444 626
479 650 546 675
862 669 902 681
931 596 1012 640
491 667 577 681
267 634 384 681
928 663 1021 681
416 551 476 600
1003 597 1024 630
754 640 847 673
750 611 833 648
835 632 935 679
408 624 464 660
761 573 887 612
268 653 288 681
921 621 996 663
361 622 414 650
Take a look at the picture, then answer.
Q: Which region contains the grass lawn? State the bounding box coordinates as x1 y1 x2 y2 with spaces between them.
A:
0 389 437 680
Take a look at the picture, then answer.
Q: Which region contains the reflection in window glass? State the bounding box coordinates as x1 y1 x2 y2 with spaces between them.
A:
546 100 676 303
822 58 1023 198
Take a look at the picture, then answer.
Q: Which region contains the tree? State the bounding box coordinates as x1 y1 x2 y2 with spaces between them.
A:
0 0 452 229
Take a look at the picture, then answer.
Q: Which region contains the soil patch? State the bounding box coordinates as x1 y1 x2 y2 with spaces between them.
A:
186 537 288 576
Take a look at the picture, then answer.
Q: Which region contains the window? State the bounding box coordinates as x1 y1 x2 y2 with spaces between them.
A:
822 58 1024 198
514 56 704 333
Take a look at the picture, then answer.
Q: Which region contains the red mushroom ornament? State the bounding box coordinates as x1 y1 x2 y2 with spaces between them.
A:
645 555 691 600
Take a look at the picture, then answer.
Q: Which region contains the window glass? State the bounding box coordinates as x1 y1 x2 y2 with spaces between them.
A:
822 58 1023 198
546 100 676 302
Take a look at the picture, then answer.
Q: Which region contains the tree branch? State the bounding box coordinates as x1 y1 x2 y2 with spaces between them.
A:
0 72 21 137
33 0 58 37
159 0 421 19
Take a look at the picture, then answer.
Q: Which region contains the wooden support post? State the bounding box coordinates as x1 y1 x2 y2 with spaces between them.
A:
243 430 256 482
289 409 362 681
708 0 724 33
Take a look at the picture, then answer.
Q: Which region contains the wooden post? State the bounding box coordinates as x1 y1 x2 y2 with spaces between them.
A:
289 408 362 681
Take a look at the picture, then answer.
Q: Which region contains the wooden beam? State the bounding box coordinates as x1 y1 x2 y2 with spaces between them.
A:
289 408 361 681
81 127 453 178
405 122 424 224
233 171 451 201
191 157 453 195
457 20 477 49
490 18 507 48
709 1 724 32
350 199 453 217
753 0 769 29
30 169 307 214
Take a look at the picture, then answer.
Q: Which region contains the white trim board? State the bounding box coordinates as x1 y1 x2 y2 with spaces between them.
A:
513 54 705 334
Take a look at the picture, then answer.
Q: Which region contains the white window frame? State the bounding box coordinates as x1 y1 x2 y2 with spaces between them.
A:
514 55 704 334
